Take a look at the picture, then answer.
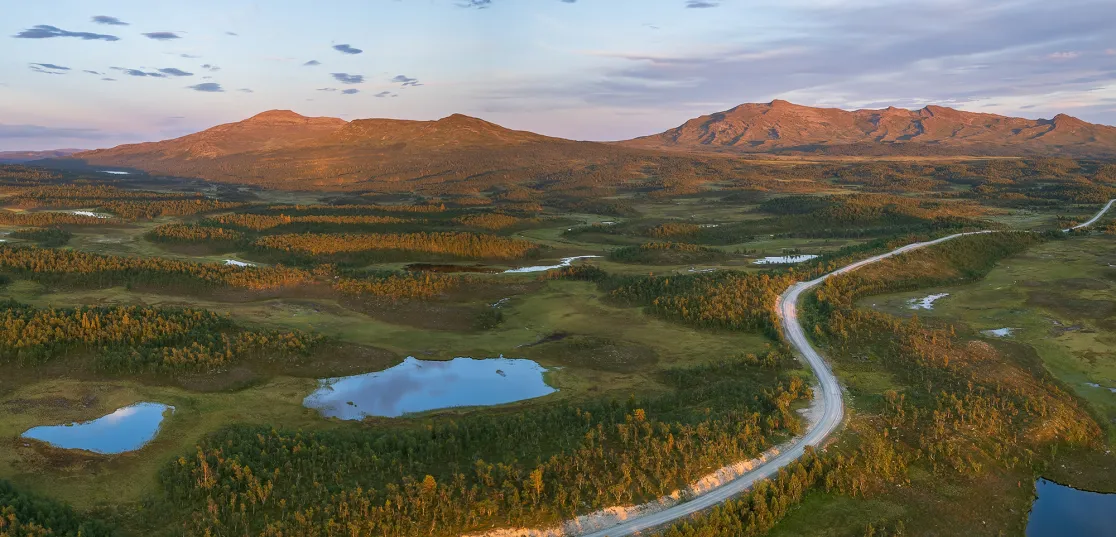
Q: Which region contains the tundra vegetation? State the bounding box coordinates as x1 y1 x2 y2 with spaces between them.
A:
0 158 1112 537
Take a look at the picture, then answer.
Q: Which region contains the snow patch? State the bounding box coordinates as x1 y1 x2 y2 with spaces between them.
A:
72 211 110 219
100 170 130 175
224 259 254 267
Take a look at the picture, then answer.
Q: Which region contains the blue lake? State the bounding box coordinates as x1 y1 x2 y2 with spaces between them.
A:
304 356 556 419
21 402 175 454
1026 478 1116 536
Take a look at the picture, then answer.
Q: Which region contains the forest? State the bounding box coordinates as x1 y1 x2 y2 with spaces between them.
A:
158 354 810 536
254 232 541 260
0 299 321 372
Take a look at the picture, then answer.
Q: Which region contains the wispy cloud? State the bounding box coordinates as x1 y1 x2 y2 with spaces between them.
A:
374 91 397 98
226 31 238 36
333 44 362 54
331 72 364 84
458 0 492 8
303 60 321 66
341 89 359 95
28 63 70 75
238 88 254 93
143 31 181 40
685 1 719 7
111 67 167 77
83 70 102 75
91 16 129 26
180 53 200 59
158 67 193 77
13 25 119 41
187 82 223 92
201 64 220 72
317 88 338 92
391 74 422 87
30 63 70 71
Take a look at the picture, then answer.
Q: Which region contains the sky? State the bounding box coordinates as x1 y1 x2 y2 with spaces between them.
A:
2 0 1115 150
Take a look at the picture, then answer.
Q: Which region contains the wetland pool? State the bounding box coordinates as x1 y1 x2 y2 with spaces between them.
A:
20 402 175 454
304 356 556 419
1026 478 1116 536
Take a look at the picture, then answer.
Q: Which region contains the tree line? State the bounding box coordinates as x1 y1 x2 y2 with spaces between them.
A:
0 245 312 291
5 184 243 220
146 223 244 243
0 300 321 373
208 213 408 231
0 480 114 537
254 232 540 260
608 242 725 265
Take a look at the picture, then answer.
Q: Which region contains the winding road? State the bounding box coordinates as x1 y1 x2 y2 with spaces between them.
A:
576 200 1115 537
1068 199 1116 230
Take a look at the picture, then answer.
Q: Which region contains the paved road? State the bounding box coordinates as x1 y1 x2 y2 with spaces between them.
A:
577 200 1116 537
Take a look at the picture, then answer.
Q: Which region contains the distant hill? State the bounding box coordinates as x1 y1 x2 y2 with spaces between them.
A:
69 110 631 191
59 103 1116 192
619 100 1116 157
0 149 85 163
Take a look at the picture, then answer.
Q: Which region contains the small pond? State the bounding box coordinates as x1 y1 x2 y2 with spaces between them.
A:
72 210 111 219
981 327 1015 338
304 356 556 419
20 402 175 454
1026 478 1116 536
503 255 600 274
908 293 949 310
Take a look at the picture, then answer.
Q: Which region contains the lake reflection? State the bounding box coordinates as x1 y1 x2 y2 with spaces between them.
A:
21 402 174 454
1026 478 1116 536
304 356 556 419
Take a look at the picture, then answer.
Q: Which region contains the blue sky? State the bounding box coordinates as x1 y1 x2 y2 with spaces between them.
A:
2 0 1115 150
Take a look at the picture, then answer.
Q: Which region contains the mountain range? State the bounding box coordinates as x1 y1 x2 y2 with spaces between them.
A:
0 149 85 164
623 100 1116 156
53 102 1116 190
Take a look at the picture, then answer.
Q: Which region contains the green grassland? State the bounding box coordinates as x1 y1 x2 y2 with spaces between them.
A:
1 161 1114 536
856 235 1116 442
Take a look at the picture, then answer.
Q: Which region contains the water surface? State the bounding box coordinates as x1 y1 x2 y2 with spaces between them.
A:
1026 478 1116 536
752 254 819 265
908 293 949 310
503 256 600 274
981 327 1015 338
304 356 555 418
72 210 111 219
21 402 174 454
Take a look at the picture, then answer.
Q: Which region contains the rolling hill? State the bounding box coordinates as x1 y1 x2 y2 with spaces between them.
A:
68 111 638 191
0 149 85 163
58 103 1116 193
620 100 1116 157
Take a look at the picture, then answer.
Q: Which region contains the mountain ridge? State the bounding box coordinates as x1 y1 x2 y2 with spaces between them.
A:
618 100 1116 156
59 102 1116 190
